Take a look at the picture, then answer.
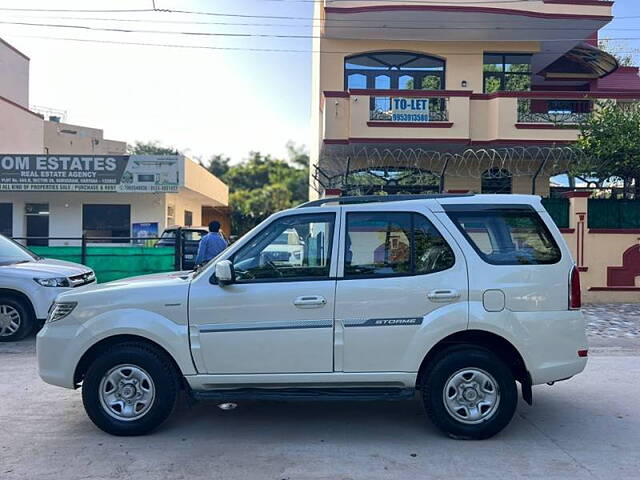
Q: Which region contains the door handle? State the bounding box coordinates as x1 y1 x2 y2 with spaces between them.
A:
293 295 327 308
427 289 460 302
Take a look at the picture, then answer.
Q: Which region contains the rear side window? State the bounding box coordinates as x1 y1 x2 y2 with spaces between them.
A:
446 207 561 265
344 212 455 278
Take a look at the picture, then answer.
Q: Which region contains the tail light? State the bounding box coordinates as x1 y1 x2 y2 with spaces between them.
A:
569 266 581 310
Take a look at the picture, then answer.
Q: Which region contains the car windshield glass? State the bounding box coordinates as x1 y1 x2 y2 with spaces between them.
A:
0 236 36 265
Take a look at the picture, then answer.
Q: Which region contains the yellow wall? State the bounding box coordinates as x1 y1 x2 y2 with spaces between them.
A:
325 1 611 18
43 121 127 155
317 38 540 94
0 98 44 153
183 158 229 207
560 195 640 303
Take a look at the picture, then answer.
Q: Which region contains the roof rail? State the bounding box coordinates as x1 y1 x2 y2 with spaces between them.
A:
297 194 474 208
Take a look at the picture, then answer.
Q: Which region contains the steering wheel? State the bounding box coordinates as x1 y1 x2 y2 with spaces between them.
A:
264 260 284 277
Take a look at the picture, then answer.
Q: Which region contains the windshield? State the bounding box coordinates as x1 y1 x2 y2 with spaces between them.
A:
0 235 37 265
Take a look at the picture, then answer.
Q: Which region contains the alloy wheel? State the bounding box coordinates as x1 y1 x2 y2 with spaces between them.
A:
0 305 21 337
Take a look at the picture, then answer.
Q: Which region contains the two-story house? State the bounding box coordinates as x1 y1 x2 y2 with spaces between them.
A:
310 0 640 199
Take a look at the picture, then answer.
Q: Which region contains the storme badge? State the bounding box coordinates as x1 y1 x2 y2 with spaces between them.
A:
0 155 183 193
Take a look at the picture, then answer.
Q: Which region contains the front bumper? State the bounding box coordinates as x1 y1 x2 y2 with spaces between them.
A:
36 320 84 389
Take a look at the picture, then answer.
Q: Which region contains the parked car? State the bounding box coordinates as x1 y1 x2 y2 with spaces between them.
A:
155 227 208 270
37 195 587 439
0 234 96 341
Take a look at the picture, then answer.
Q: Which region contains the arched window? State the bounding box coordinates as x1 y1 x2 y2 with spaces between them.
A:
482 168 513 194
345 52 445 90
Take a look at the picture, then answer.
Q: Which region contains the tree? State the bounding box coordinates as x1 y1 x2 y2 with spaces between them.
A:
201 154 230 179
599 38 639 68
572 101 640 198
127 140 180 155
215 144 310 236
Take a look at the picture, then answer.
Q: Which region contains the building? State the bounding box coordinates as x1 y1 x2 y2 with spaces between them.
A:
0 154 229 245
0 37 229 243
0 38 127 156
310 0 640 199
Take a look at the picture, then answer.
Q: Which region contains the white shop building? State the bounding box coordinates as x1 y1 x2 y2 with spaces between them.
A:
0 154 229 245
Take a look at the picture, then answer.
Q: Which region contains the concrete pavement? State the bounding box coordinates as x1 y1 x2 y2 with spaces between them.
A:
0 339 638 480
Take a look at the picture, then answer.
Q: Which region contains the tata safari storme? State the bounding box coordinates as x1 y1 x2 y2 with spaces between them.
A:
37 195 587 439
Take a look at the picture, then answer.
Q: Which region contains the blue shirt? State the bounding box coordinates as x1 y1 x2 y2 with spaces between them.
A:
195 232 228 265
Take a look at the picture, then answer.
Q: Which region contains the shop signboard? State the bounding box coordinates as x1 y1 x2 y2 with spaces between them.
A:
0 155 183 192
391 98 430 123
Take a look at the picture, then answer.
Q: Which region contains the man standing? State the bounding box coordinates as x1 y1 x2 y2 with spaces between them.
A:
195 221 228 266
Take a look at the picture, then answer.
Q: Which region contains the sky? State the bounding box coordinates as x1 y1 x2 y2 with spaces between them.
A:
1 0 639 164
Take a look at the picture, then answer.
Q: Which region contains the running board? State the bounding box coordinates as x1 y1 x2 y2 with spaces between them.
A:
190 387 416 402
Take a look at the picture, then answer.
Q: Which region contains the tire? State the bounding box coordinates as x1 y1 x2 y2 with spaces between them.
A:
82 342 180 436
421 345 517 440
0 296 35 342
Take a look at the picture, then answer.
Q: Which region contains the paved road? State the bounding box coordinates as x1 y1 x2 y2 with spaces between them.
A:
1 339 638 480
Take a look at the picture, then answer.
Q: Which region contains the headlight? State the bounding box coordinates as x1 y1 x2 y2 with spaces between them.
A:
47 302 77 323
34 277 70 288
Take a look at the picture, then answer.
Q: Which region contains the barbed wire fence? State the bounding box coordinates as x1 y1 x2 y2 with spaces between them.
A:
313 145 584 195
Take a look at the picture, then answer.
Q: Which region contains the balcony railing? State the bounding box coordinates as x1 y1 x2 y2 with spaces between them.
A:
369 96 449 123
517 98 593 125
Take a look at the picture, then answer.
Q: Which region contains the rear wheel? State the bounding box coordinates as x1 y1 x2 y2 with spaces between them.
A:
421 346 517 439
0 296 35 342
82 342 180 436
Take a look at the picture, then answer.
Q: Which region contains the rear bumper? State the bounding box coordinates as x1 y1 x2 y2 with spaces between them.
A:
519 310 588 385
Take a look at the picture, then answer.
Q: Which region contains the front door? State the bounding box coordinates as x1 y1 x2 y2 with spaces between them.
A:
334 208 468 373
25 203 49 246
189 211 338 374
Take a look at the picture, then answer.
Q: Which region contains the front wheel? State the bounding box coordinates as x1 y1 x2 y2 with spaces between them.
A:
0 296 35 342
421 346 518 440
82 343 180 436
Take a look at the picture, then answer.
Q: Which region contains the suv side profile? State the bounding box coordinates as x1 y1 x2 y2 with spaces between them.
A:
37 195 587 439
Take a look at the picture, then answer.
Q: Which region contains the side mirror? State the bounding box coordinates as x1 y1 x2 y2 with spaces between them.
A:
214 260 235 286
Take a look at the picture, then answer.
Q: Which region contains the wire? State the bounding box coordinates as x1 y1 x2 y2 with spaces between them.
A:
7 34 639 56
1 19 637 43
2 13 639 31
0 5 631 24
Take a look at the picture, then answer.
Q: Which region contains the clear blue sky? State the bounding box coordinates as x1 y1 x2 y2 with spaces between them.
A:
0 0 638 163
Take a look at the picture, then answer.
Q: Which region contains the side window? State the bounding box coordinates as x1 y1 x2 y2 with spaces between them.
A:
446 208 561 265
345 212 412 277
414 214 455 274
344 212 454 278
233 213 334 282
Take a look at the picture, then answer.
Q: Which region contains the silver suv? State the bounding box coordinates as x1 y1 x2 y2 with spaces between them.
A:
37 195 587 439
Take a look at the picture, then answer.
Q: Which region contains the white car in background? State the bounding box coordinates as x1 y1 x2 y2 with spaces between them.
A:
0 235 96 341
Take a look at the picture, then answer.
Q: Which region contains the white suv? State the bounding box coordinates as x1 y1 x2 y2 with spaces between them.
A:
0 235 95 341
37 195 587 439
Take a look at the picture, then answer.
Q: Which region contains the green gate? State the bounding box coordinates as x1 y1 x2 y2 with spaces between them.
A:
541 198 570 229
588 199 640 229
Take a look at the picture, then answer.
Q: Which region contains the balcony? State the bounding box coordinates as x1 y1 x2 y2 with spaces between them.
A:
323 90 471 146
517 98 593 126
322 90 640 148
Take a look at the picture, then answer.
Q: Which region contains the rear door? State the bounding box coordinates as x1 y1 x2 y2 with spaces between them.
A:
333 205 469 373
440 203 568 312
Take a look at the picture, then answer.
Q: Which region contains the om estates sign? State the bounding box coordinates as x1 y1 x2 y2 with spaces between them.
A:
0 155 184 193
